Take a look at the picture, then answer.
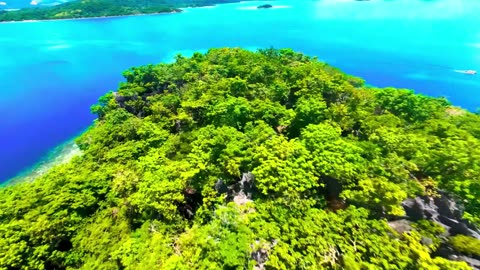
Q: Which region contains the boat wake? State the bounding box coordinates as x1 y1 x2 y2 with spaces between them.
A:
454 70 477 75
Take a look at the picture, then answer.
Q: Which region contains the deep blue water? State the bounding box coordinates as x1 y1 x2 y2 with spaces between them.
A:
1 0 480 182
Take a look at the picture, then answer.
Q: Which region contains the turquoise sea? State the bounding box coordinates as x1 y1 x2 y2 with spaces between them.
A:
1 0 480 182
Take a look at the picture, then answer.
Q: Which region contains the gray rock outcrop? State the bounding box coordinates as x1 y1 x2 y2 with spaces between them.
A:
401 192 480 239
215 172 255 206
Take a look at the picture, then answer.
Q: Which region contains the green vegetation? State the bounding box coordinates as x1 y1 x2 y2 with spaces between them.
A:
450 235 480 257
0 0 245 22
1 48 479 269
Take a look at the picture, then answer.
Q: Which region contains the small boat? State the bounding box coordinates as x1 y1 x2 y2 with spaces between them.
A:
454 69 477 75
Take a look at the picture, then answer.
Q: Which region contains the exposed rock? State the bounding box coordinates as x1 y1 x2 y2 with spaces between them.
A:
233 174 254 206
233 192 252 206
251 240 278 270
421 236 434 246
435 244 480 270
402 196 427 220
434 194 463 220
112 91 125 103
388 219 413 234
402 192 480 269
401 192 480 239
458 256 480 270
214 179 229 194
239 172 255 198
252 248 268 269
435 244 457 259
438 216 477 237
225 172 255 206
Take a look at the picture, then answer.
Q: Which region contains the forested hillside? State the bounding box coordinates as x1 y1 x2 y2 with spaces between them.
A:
0 0 245 21
1 48 479 269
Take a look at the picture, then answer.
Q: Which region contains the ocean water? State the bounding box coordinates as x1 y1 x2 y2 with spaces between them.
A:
0 0 479 182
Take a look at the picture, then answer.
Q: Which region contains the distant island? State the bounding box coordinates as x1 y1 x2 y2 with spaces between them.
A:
0 0 251 22
257 4 273 9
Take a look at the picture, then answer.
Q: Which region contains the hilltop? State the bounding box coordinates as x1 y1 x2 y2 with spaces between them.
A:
0 48 479 269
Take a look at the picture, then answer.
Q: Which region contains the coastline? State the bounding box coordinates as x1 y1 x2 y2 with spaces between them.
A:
0 0 253 185
0 0 252 24
2 138 82 186
0 9 183 24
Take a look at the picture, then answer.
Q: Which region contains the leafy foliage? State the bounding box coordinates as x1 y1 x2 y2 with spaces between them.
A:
1 48 479 269
450 235 480 257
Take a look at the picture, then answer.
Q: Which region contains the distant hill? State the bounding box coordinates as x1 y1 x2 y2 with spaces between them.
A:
0 0 249 21
0 0 73 10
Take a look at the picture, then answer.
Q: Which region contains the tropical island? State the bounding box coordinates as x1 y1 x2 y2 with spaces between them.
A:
1 48 480 269
0 0 249 22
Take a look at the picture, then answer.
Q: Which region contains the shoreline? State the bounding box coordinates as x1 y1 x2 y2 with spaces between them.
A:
0 0 251 184
0 9 183 24
0 0 251 24
3 138 82 186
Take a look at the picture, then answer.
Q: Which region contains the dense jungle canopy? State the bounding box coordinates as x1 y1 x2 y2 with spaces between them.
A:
1 48 479 269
